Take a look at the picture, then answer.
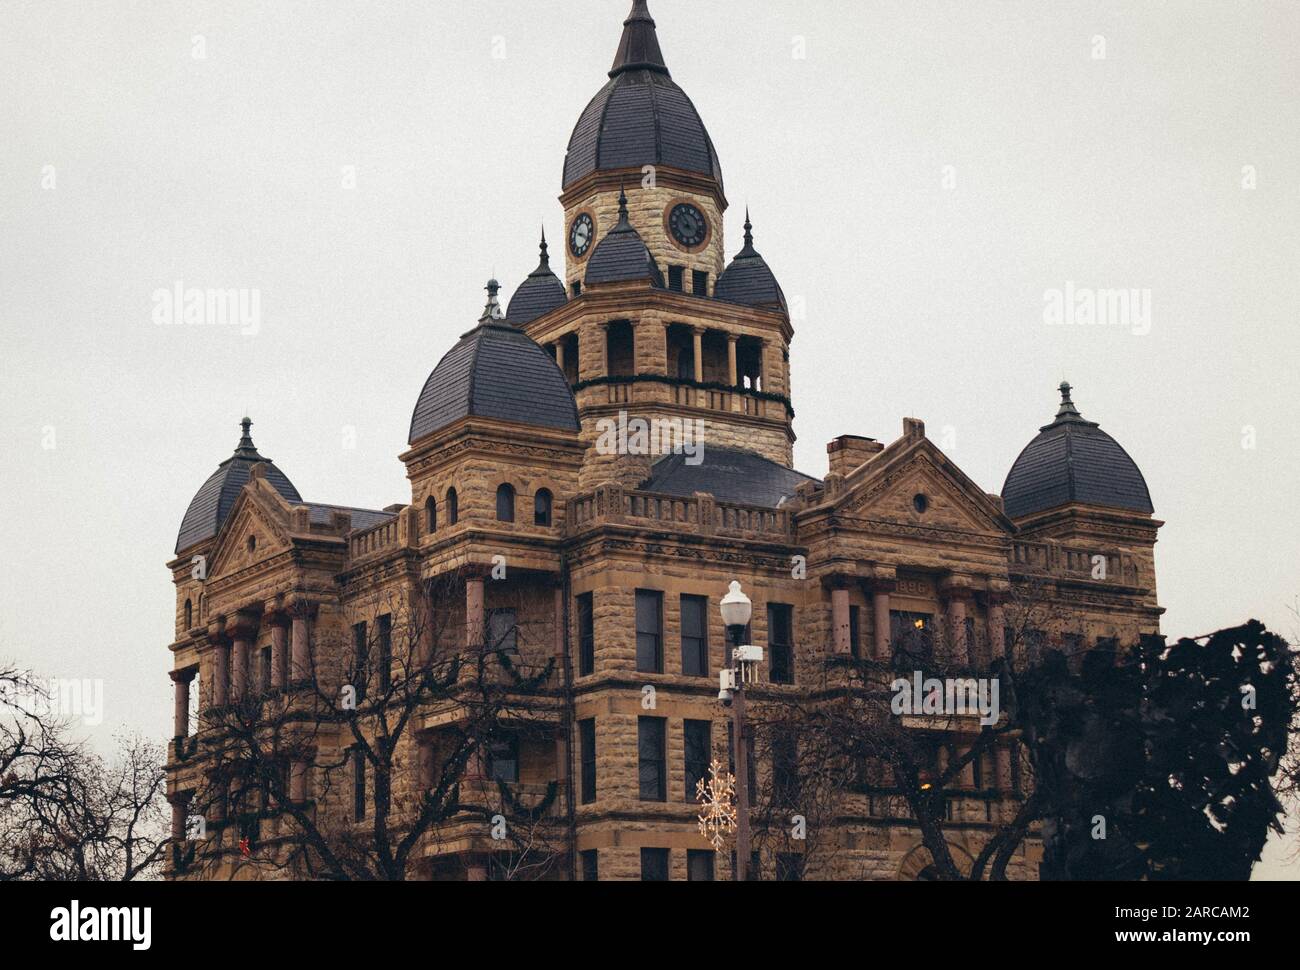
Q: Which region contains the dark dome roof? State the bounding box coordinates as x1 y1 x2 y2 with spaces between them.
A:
585 189 665 287
507 233 567 326
714 213 786 311
176 419 301 554
562 2 723 192
1001 384 1154 520
408 282 580 445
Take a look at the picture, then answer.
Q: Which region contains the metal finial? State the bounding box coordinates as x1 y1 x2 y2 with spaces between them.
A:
618 184 629 220
539 227 550 267
744 207 754 249
234 416 260 457
481 278 505 322
1056 381 1082 420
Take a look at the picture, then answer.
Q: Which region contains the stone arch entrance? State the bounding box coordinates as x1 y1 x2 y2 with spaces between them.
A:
896 841 974 881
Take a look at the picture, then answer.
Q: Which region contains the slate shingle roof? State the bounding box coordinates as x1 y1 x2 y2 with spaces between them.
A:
563 2 722 191
1001 384 1154 520
175 420 302 554
641 447 819 509
714 214 786 311
408 320 580 445
507 235 567 326
586 190 665 287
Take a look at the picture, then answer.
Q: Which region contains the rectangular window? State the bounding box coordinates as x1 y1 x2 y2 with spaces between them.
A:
773 728 799 805
571 281 581 297
638 717 666 802
352 621 368 701
487 735 519 784
489 609 517 655
580 849 599 882
635 590 663 674
668 265 684 291
767 603 794 684
352 748 366 821
579 718 597 804
377 614 392 693
259 645 272 695
687 850 715 881
684 719 711 803
891 611 934 665
730 850 761 882
692 270 709 297
849 605 861 660
577 593 595 677
776 853 805 882
680 594 708 677
640 848 670 882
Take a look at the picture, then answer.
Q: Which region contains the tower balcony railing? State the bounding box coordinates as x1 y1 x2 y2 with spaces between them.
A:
565 483 796 542
571 375 794 420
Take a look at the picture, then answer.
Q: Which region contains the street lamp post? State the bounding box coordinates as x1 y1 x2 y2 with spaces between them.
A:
719 581 760 882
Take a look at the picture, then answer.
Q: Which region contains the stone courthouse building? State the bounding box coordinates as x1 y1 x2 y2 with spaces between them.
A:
164 1 1162 880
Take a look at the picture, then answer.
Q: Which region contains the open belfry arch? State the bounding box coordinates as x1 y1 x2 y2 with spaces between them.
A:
165 2 1162 881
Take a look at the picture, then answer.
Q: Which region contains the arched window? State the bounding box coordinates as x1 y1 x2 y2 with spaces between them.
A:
446 488 459 525
534 489 553 527
184 598 193 630
496 483 516 523
425 495 437 533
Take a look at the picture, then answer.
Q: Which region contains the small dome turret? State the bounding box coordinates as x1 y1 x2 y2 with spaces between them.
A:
714 210 786 311
507 230 567 326
585 188 665 288
1001 383 1154 520
175 418 301 554
409 281 580 445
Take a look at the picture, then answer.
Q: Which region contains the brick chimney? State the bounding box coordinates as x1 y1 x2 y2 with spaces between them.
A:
827 435 884 478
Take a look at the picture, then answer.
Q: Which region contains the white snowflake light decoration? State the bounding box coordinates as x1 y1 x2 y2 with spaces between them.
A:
696 758 737 850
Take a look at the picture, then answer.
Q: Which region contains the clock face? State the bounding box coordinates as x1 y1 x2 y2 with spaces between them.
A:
569 213 594 258
669 203 708 249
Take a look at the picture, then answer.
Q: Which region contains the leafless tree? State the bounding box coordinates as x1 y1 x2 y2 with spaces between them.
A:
178 567 563 881
1 668 167 880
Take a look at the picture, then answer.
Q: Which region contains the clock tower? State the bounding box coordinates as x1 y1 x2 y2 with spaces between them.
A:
510 0 796 483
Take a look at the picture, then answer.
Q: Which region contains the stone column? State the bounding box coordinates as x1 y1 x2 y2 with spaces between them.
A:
598 322 610 377
831 586 851 655
988 600 1006 661
946 595 969 666
269 613 289 691
957 745 976 789
995 744 1013 793
692 327 705 383
170 669 195 738
209 622 230 708
290 760 308 803
758 339 769 394
415 581 434 667
727 335 738 386
170 800 186 842
466 575 486 650
417 738 434 790
290 599 314 685
555 340 565 375
872 586 893 661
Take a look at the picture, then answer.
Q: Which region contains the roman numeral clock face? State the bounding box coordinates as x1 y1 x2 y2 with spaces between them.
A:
569 213 594 258
669 203 708 249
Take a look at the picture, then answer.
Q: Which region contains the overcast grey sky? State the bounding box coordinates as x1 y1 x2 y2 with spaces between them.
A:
1 0 1297 876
